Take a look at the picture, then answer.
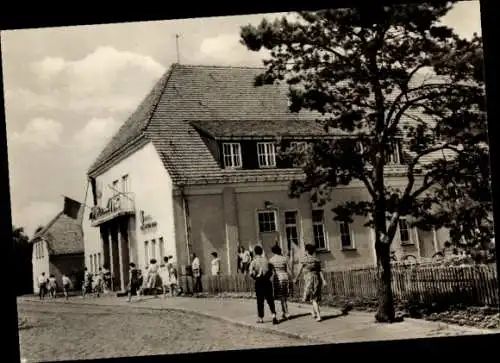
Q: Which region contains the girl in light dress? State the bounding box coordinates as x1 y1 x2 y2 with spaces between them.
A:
269 244 291 321
294 243 326 322
159 257 171 298
147 259 160 297
167 256 178 296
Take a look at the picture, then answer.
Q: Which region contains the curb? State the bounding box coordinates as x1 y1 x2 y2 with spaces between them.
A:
17 297 328 344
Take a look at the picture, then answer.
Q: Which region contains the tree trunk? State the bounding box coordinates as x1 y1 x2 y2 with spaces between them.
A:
374 239 396 322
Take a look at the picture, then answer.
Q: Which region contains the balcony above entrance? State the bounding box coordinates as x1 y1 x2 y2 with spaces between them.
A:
90 193 135 227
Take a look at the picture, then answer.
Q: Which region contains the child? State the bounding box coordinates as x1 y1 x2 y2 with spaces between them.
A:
168 256 178 297
82 268 93 298
62 274 72 300
48 274 57 299
127 263 141 302
93 271 103 297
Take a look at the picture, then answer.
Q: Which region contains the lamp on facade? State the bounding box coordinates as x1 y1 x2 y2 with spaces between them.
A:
264 200 273 209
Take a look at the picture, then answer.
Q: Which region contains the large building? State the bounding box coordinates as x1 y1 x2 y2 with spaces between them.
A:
31 200 85 293
82 63 449 292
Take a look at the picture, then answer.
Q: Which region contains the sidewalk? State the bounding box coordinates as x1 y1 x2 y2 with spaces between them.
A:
18 295 498 344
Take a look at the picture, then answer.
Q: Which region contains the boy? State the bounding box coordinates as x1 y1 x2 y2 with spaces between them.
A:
249 245 278 325
62 274 72 300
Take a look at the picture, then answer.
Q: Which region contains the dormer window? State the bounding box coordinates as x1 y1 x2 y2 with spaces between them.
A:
222 143 242 168
257 142 276 168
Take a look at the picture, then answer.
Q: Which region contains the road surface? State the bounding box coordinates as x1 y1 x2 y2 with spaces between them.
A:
17 300 313 361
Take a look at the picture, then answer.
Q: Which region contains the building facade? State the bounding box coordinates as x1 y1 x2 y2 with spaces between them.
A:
82 64 450 288
31 209 85 293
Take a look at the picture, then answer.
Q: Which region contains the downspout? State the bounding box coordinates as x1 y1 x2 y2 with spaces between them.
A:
180 186 192 265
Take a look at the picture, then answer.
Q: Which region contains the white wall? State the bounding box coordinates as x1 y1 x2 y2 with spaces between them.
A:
82 142 177 271
31 240 49 293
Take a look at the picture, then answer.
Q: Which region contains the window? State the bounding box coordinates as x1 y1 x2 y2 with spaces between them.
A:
98 253 102 269
159 237 165 260
121 174 130 194
399 217 411 244
89 255 93 272
257 142 277 168
112 179 119 194
144 241 149 266
151 239 157 260
290 141 307 151
285 211 299 247
386 139 403 164
35 243 38 259
40 242 43 258
94 254 98 273
312 210 327 250
222 143 242 168
257 211 277 233
339 222 354 249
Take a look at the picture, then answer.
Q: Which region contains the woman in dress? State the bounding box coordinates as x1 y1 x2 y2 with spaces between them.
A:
294 243 326 322
269 244 291 321
147 259 160 297
167 256 178 296
159 256 171 298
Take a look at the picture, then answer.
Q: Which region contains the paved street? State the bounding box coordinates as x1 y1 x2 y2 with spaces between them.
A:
18 294 499 362
17 300 315 362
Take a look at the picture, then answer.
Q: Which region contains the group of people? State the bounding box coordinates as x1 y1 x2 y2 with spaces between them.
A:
248 242 326 324
127 255 179 302
37 272 73 300
82 266 113 297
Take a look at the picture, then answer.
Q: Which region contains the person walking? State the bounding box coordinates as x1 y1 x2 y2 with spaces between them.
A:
294 243 326 322
62 274 72 300
159 257 171 298
211 252 221 276
269 245 291 321
249 245 278 325
191 253 202 294
47 274 57 299
147 259 160 297
240 247 252 275
167 256 179 296
37 272 48 300
127 263 141 302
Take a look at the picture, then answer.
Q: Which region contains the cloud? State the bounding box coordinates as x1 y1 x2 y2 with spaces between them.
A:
196 33 269 66
9 46 167 114
72 117 121 153
9 118 63 149
12 200 60 238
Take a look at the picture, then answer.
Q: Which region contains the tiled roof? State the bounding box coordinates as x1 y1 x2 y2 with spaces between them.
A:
87 63 457 184
31 212 84 256
190 119 326 139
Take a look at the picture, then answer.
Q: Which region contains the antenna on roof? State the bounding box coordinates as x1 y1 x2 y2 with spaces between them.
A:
175 34 181 64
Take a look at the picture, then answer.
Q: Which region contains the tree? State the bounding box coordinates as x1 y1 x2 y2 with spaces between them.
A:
240 2 486 322
12 226 33 295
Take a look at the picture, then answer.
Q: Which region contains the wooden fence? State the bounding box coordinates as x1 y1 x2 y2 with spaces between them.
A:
179 263 498 307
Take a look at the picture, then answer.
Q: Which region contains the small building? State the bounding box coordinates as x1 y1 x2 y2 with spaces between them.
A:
31 204 85 293
82 63 450 291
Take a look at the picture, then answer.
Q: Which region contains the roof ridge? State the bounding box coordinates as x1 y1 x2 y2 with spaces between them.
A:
177 63 265 70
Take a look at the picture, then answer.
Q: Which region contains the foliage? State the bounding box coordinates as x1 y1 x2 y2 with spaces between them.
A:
241 2 487 321
12 226 33 296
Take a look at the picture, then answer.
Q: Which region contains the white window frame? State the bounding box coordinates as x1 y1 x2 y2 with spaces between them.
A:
151 239 157 260
290 141 307 151
398 217 414 245
98 252 102 270
257 210 278 233
284 210 300 248
312 209 328 251
339 221 355 250
159 237 165 260
386 139 402 164
121 174 130 194
257 142 277 168
222 142 242 169
144 241 149 267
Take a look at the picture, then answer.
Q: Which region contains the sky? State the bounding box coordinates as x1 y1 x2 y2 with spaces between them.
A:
1 1 482 238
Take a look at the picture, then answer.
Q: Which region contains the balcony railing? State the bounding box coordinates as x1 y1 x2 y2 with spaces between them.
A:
90 193 136 227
